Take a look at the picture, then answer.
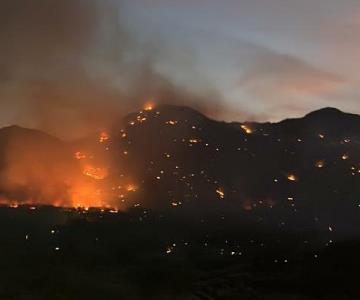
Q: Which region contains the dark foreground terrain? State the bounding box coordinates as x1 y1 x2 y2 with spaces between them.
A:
0 205 358 300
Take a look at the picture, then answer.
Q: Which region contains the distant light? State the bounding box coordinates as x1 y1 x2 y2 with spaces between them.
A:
342 154 349 160
315 160 325 168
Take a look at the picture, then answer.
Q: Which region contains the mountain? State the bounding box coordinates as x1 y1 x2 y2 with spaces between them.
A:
99 105 360 235
252 107 360 139
0 106 359 236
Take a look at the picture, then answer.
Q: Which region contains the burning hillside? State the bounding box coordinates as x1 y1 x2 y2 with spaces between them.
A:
0 104 359 233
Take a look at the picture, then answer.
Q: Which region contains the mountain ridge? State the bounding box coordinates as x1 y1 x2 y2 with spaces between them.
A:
0 105 358 139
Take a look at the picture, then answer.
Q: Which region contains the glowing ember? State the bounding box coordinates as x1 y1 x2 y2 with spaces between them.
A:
70 183 105 209
99 132 110 143
241 124 253 134
216 188 225 199
189 139 200 144
287 174 297 181
74 151 86 160
136 115 147 123
126 184 138 192
144 101 155 111
315 160 325 168
166 120 178 125
342 154 349 160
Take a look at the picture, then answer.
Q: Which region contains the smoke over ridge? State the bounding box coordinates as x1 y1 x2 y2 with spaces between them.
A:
0 0 223 140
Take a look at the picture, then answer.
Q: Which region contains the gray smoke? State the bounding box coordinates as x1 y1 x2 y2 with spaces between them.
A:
0 0 223 139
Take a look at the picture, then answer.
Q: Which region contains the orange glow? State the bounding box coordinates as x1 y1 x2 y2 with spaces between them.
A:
287 174 297 181
189 139 200 144
166 120 178 125
242 200 253 211
342 154 349 160
0 127 130 210
83 165 108 180
241 124 253 134
136 115 147 123
74 151 86 160
126 184 138 192
216 188 225 199
144 101 155 111
99 132 110 143
70 183 104 209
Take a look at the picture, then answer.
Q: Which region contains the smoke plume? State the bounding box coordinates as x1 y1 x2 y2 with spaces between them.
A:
0 0 223 140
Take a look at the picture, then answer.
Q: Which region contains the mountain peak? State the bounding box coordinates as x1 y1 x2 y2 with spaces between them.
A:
304 107 344 119
153 104 207 119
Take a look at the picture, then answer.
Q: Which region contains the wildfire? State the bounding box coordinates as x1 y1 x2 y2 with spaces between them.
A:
83 165 108 180
70 188 104 209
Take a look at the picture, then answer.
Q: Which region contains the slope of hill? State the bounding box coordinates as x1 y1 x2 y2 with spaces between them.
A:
0 105 359 237
103 105 360 235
